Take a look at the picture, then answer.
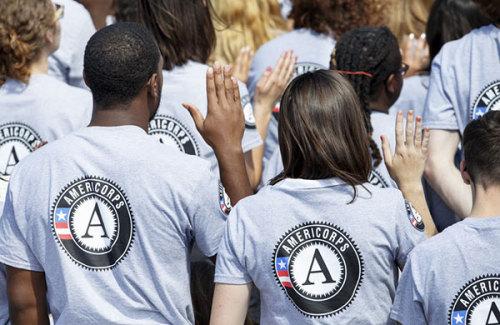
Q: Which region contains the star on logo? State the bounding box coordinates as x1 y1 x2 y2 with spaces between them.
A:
454 313 464 324
278 260 286 270
56 210 67 221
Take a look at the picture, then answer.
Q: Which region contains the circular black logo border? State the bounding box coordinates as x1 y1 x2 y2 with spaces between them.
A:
50 176 135 271
272 221 364 318
148 114 200 156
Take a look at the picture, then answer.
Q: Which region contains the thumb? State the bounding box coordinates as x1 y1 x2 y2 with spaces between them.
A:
380 135 393 167
182 103 205 133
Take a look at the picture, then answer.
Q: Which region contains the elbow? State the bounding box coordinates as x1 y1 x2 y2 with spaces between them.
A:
424 154 445 185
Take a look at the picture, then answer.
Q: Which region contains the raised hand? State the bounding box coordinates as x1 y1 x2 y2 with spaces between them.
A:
254 50 296 111
381 111 430 186
381 111 436 237
183 63 252 204
401 33 429 78
233 46 254 84
183 63 244 152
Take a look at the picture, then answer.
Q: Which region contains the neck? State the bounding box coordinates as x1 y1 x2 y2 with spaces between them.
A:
89 98 151 132
469 184 500 218
29 51 50 76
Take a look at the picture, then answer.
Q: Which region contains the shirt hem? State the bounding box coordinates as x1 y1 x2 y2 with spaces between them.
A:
0 255 43 272
242 138 263 153
214 274 252 285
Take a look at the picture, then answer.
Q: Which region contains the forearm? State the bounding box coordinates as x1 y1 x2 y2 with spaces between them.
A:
215 147 253 205
425 159 472 219
210 284 251 325
399 182 437 237
7 267 49 325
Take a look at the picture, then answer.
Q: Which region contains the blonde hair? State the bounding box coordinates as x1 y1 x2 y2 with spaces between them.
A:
210 0 287 65
0 0 56 85
387 0 434 42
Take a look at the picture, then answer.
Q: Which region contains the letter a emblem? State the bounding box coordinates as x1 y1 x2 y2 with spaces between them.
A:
3 146 19 175
486 301 500 325
82 203 109 238
302 249 335 285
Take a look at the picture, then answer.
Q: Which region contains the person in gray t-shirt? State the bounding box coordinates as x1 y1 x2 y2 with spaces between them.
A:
211 70 433 324
0 22 252 324
423 20 499 219
392 111 500 325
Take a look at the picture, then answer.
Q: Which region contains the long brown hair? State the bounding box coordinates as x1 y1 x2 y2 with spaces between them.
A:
271 70 371 197
138 0 216 71
0 0 56 85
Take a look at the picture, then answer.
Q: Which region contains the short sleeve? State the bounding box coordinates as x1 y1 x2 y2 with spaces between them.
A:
238 82 263 153
423 51 459 131
394 199 426 268
0 188 43 272
214 206 252 284
189 169 229 257
390 256 427 324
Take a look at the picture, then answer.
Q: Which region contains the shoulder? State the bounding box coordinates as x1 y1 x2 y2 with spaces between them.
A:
38 77 92 109
408 221 465 261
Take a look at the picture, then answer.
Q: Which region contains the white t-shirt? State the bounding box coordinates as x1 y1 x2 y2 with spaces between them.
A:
149 61 262 172
0 125 228 324
216 178 426 323
50 0 96 88
248 29 336 162
391 75 429 117
0 74 92 202
424 25 500 134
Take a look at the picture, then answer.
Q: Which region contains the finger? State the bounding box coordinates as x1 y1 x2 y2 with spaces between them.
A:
278 51 294 82
182 103 205 132
206 67 217 112
406 110 415 147
395 111 404 150
414 115 423 149
223 65 234 103
257 68 272 91
381 135 393 167
422 128 430 155
283 54 296 83
232 77 241 105
213 62 227 104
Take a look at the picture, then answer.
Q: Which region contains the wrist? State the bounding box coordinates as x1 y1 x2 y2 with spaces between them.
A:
398 181 424 194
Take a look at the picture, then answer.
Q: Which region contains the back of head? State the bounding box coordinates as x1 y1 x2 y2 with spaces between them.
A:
211 0 286 64
138 0 215 70
474 0 500 24
387 0 433 42
332 26 401 166
0 0 56 85
272 70 371 191
463 111 500 189
426 0 493 63
289 0 386 37
83 22 160 108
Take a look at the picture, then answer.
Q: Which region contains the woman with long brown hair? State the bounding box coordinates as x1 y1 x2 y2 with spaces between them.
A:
210 70 432 324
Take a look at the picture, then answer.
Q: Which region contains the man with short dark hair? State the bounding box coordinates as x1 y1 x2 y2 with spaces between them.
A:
0 22 251 324
391 111 500 324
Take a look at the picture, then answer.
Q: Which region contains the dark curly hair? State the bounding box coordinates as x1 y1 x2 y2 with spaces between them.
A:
0 0 56 85
289 0 387 37
331 27 402 167
115 0 139 23
84 22 160 107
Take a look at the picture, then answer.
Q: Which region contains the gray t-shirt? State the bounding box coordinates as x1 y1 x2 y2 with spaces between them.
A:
149 61 262 173
216 178 426 324
248 29 335 162
391 75 429 118
0 126 228 324
423 25 500 134
50 0 96 88
391 216 500 325
0 74 92 203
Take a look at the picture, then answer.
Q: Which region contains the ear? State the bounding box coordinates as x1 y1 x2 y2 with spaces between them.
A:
148 73 160 99
460 160 471 185
45 28 55 46
385 73 399 94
